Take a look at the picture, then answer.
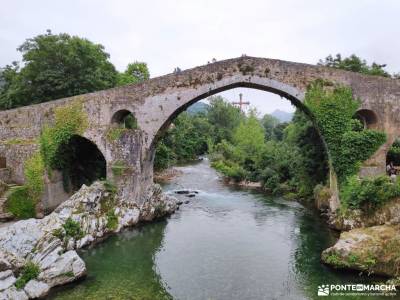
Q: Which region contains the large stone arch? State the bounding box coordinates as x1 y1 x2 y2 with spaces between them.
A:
42 134 107 212
148 77 306 149
144 77 340 209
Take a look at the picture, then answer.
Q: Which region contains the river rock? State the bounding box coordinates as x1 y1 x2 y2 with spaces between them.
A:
329 198 400 231
38 250 86 287
0 219 43 260
24 280 50 298
0 286 28 300
140 184 177 221
0 270 15 291
322 224 400 277
0 180 177 298
119 208 140 227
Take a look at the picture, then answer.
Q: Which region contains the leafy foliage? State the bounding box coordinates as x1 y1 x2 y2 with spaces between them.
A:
387 139 400 165
40 101 88 170
63 217 83 239
106 211 119 230
0 31 150 110
340 175 400 209
15 261 40 289
154 111 213 170
117 62 150 86
305 82 386 182
318 54 392 78
5 186 36 219
24 152 45 200
206 96 244 143
0 30 117 109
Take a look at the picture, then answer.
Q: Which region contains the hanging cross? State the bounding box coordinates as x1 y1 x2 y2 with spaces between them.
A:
232 93 250 111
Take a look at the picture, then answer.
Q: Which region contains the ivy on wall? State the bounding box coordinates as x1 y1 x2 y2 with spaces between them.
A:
6 101 88 219
40 101 88 170
305 81 387 209
305 81 386 183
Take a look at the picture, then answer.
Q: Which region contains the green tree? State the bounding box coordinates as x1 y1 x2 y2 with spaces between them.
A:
207 96 244 143
318 54 391 77
261 114 279 140
0 30 117 109
117 62 150 86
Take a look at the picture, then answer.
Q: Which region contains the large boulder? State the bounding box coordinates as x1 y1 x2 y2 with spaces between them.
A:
322 224 400 277
140 184 177 221
24 280 50 299
329 198 400 231
38 250 86 287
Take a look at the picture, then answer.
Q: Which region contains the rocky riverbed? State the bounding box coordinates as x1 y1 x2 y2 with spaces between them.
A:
0 181 177 299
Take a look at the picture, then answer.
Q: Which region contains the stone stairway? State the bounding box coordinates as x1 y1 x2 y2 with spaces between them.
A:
0 183 18 222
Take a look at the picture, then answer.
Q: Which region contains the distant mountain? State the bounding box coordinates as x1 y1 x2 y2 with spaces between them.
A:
187 102 209 115
271 109 293 123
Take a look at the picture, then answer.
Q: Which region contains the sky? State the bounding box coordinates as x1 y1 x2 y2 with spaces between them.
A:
1 0 399 114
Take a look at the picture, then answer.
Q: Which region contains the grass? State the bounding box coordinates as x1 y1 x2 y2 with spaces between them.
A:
15 261 40 289
5 186 36 219
106 210 119 230
63 218 84 239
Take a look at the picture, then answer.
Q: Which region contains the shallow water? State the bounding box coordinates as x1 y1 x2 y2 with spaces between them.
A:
48 160 392 300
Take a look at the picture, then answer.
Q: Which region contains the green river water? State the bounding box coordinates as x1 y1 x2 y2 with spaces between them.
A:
47 160 394 300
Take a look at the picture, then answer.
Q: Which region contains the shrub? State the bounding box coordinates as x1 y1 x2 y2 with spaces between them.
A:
52 227 65 240
5 186 36 219
40 101 88 170
24 153 45 199
106 211 118 230
15 261 40 289
62 218 83 239
340 175 400 209
211 160 246 182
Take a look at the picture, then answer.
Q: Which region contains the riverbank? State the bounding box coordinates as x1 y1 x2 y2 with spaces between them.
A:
0 182 177 299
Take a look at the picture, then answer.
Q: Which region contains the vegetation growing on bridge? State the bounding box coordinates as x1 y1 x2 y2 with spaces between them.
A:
305 81 386 183
318 54 398 78
5 101 104 218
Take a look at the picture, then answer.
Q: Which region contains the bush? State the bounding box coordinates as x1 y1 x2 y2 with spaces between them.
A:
62 218 83 239
106 211 118 230
211 160 246 182
5 186 36 219
340 175 400 209
15 261 40 289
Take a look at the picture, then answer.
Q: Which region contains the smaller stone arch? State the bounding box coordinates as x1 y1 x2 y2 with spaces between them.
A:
57 135 107 192
111 109 138 129
355 109 379 129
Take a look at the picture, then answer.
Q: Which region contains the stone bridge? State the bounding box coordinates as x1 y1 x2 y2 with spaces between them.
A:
1 56 400 212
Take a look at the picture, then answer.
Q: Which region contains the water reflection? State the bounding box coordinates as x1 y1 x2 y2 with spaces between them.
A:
48 222 172 300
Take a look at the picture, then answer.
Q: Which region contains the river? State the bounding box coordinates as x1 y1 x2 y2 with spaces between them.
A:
48 159 386 300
